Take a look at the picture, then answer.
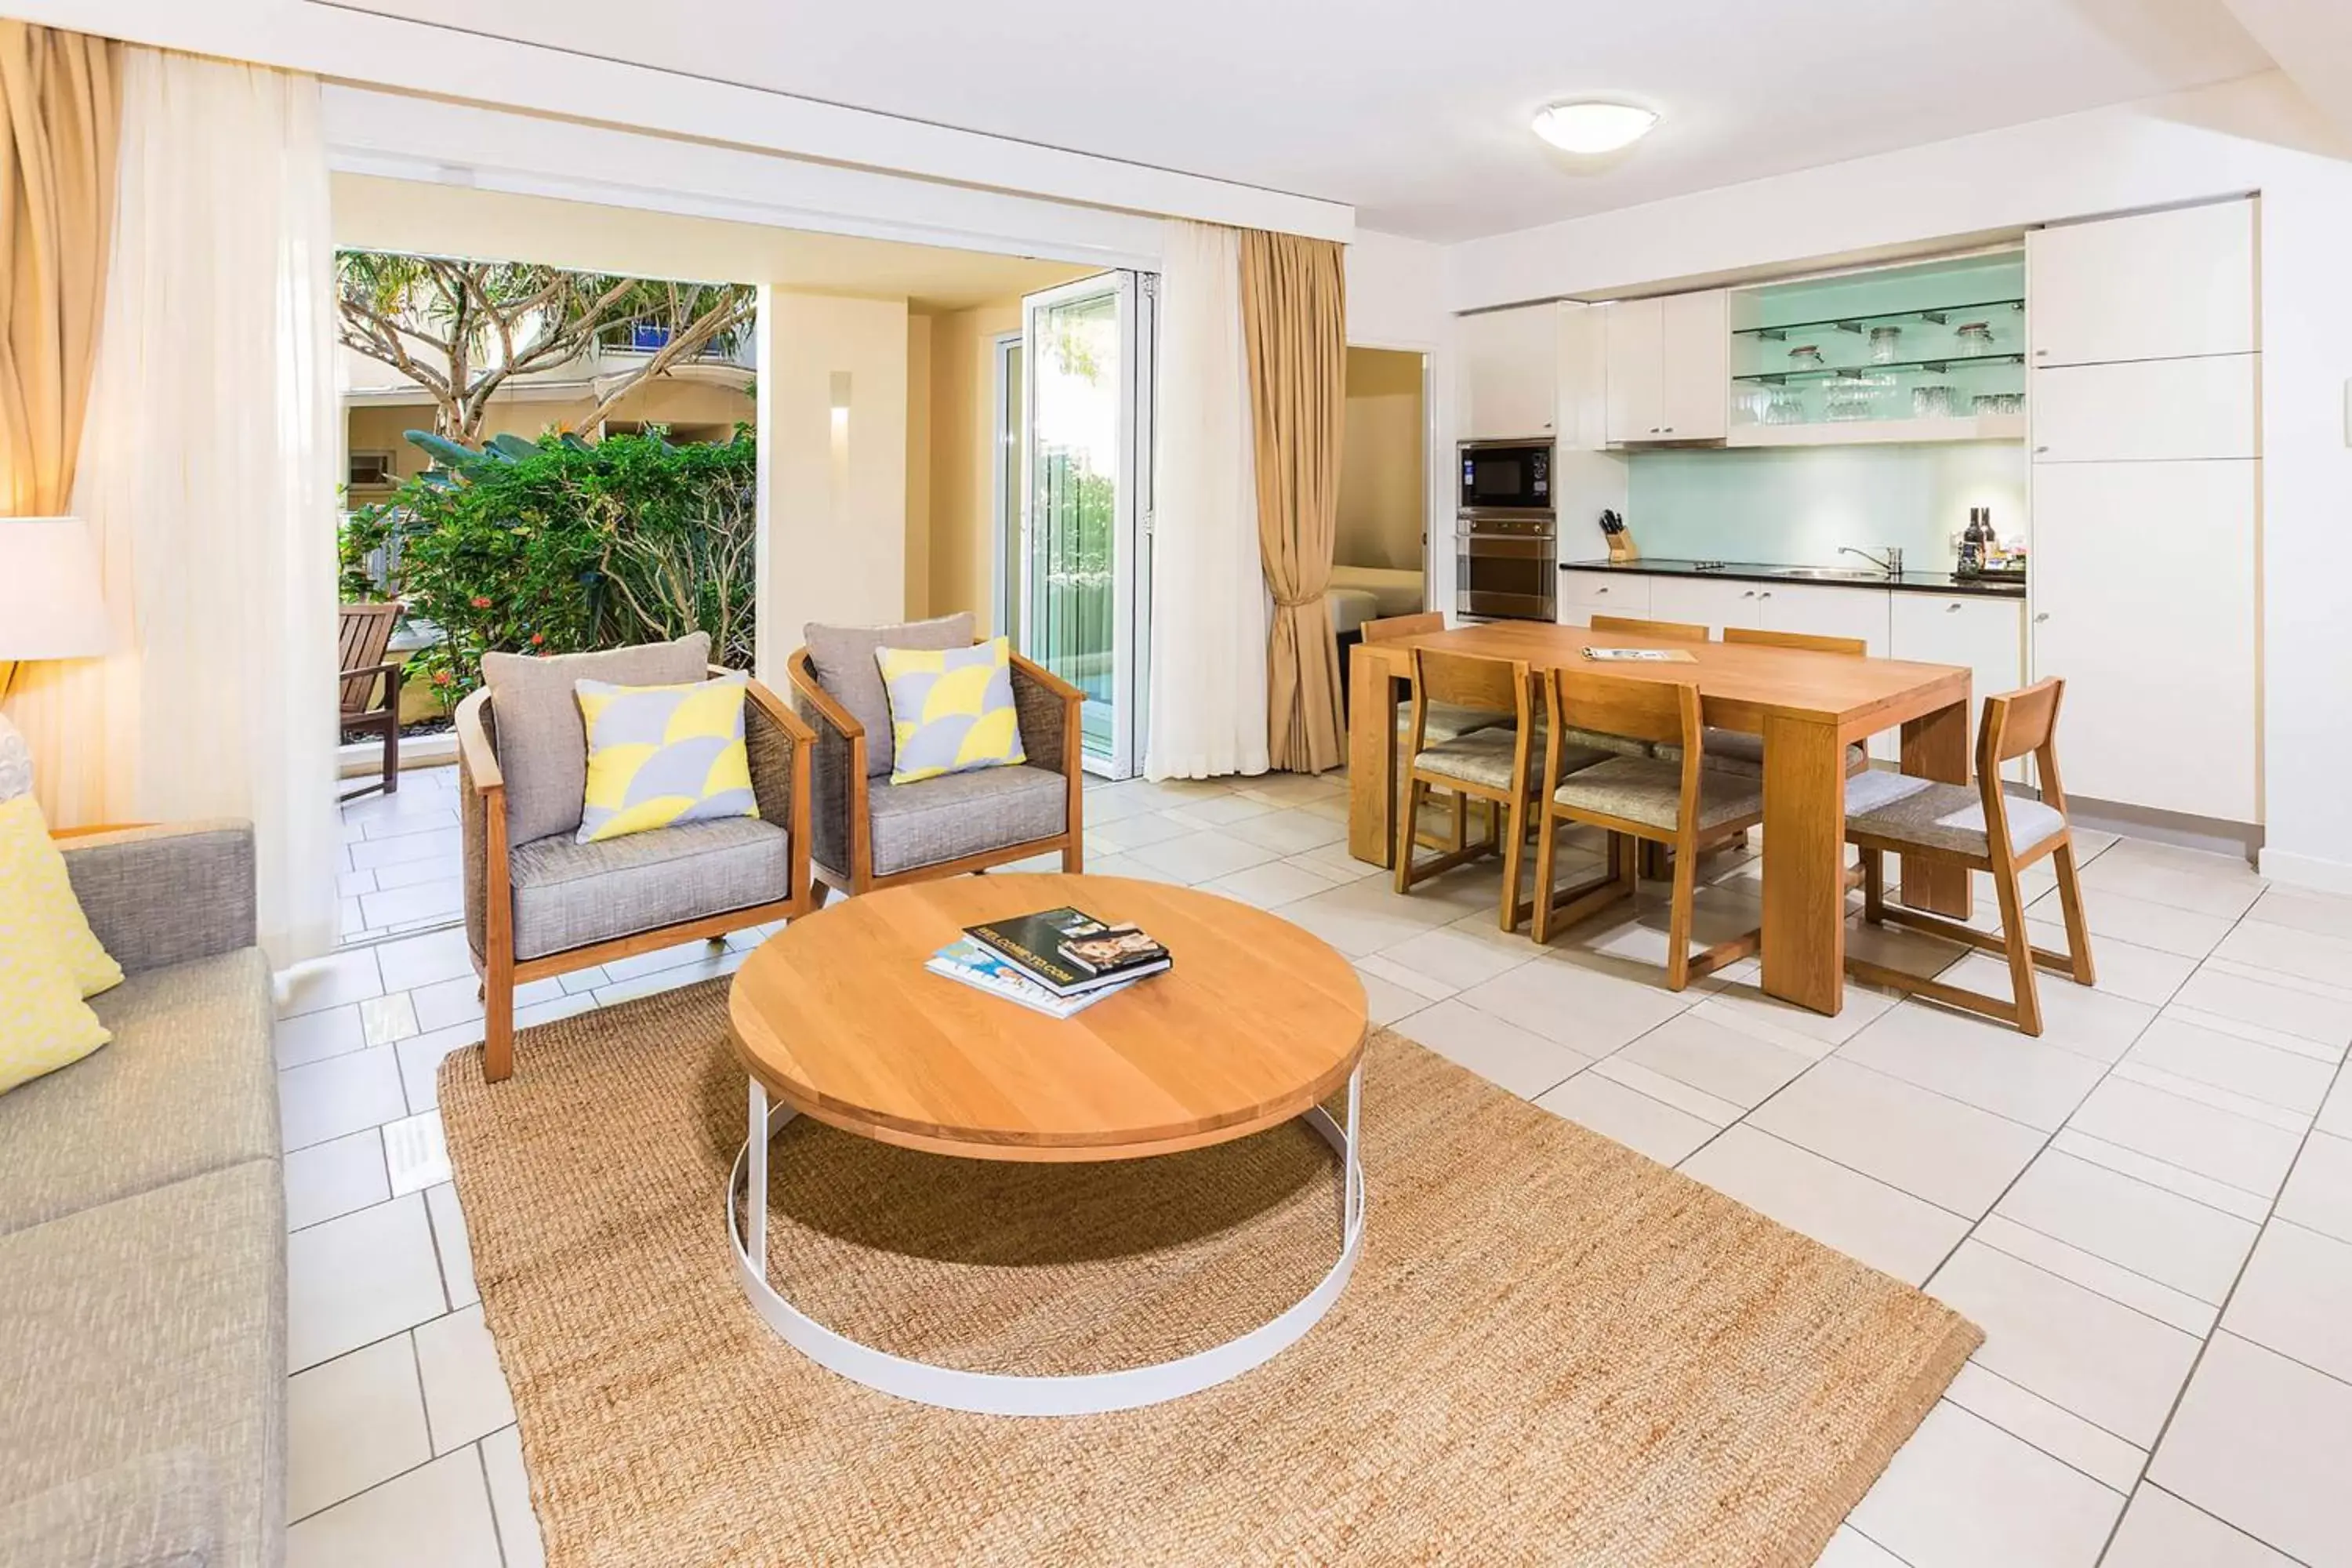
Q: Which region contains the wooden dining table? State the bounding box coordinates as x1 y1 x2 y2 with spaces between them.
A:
1346 622 1976 1017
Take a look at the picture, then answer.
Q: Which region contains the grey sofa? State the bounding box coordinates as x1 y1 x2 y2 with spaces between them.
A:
0 822 285 1568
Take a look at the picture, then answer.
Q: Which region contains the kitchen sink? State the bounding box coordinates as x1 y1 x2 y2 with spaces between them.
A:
1773 567 1895 581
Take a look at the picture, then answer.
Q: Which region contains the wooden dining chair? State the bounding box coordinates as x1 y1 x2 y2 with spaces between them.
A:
1530 667 1764 989
1398 649 1616 931
1687 627 1872 779
339 602 403 801
1842 677 2095 1036
1587 614 1711 642
1367 612 1508 851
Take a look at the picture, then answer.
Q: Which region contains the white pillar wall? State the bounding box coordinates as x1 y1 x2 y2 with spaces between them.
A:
756 288 912 680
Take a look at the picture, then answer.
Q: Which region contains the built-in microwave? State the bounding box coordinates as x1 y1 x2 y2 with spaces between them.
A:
1458 439 1552 515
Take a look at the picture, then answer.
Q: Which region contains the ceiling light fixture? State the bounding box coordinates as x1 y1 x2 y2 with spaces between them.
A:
1531 100 1659 155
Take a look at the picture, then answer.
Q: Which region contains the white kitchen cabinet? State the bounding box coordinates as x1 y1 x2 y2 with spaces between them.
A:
1646 575 1767 632
2027 200 2256 367
2030 459 2258 822
2031 354 2258 463
1458 303 1559 438
1556 568 1652 625
1892 593 2027 780
1761 582 1892 655
1603 290 1728 444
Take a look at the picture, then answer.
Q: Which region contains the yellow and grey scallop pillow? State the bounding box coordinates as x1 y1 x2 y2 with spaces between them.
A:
574 673 759 844
0 794 113 1095
874 637 1027 786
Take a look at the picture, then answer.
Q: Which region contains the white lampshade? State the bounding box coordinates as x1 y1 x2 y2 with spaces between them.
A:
0 516 109 659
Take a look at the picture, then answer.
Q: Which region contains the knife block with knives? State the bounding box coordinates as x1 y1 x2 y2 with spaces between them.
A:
1599 509 1641 564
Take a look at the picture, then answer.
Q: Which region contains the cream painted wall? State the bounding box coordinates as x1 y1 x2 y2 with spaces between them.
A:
1337 347 1425 572
906 317 934 618
927 299 1023 637
756 289 910 680
1442 72 2352 888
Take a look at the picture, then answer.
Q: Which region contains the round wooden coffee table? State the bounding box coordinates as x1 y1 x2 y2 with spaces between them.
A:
725 873 1369 1416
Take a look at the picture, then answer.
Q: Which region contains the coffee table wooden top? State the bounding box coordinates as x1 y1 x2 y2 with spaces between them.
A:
728 874 1369 1163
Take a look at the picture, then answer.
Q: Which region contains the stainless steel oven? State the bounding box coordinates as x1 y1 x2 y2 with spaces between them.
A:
1456 512 1556 622
1458 439 1552 514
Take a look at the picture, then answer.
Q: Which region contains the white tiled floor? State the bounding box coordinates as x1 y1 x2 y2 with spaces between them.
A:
285 767 2352 1566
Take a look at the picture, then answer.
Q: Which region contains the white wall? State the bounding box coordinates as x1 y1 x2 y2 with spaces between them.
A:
756 291 910 680
1346 229 1456 614
1443 72 2352 889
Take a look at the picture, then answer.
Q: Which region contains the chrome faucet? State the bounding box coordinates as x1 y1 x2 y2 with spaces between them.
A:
1839 545 1904 577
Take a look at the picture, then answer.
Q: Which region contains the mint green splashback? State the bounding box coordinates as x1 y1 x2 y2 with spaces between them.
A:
1613 442 2027 569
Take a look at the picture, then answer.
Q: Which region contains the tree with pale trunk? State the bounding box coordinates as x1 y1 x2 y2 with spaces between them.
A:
335 251 755 445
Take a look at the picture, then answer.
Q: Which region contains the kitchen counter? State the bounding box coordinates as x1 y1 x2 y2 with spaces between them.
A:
1560 557 2026 600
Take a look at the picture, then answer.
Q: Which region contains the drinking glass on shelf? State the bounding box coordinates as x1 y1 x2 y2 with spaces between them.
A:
1868 325 1902 365
1955 321 1996 357
1913 384 1958 419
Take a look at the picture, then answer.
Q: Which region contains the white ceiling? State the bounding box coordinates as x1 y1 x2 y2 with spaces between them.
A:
333 0 2274 242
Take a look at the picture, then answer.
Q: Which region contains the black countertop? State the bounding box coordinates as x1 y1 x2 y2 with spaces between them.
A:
1560 557 2027 600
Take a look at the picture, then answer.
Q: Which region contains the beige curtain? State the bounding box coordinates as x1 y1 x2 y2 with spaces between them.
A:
1240 229 1347 772
0 23 115 517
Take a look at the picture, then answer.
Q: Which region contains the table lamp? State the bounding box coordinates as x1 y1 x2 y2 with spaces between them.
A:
0 516 110 701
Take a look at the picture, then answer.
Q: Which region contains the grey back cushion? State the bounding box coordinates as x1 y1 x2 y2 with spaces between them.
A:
804 613 973 778
481 632 711 845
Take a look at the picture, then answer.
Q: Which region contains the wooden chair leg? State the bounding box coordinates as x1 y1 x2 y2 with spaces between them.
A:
1530 808 1562 945
482 975 515 1083
2050 840 2096 986
1499 790 1528 933
1989 862 2044 1037
1394 777 1424 895
1861 848 1886 924
1665 834 1698 992
383 714 399 795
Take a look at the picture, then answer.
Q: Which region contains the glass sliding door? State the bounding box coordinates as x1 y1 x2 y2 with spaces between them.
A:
990 331 1023 647
1021 271 1152 778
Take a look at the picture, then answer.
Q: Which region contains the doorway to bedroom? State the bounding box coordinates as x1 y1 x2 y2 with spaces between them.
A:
1333 346 1430 634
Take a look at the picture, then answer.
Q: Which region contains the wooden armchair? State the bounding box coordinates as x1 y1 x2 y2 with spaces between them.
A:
455 635 815 1082
785 619 1083 896
339 602 402 801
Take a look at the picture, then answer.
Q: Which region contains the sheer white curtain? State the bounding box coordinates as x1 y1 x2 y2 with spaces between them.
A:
1145 220 1269 781
13 47 339 962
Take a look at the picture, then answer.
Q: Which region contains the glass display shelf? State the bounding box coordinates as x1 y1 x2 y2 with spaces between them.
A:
1734 351 2026 385
1734 297 2025 342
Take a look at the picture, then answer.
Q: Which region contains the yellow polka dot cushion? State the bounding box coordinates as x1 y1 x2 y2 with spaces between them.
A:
873 636 1028 786
574 673 759 844
0 794 115 1095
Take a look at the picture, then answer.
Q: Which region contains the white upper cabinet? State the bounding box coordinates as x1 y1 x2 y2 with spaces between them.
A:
1457 303 1559 439
1604 289 1728 444
2031 354 2259 463
2027 200 2256 367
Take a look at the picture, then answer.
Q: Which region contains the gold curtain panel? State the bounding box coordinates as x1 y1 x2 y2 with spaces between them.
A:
0 21 118 518
1240 229 1348 774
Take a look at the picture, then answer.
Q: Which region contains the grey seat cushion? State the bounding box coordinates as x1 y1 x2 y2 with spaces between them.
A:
0 1161 285 1568
482 633 713 846
0 1448 220 1568
1846 771 2067 858
804 612 975 778
867 763 1067 877
1551 755 1766 833
509 816 792 962
1412 728 1613 793
0 949 276 1240
1564 725 1654 760
1402 701 1508 747
1660 729 1867 779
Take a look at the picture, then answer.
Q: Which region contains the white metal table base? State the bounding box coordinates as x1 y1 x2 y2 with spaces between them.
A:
726 1065 1367 1417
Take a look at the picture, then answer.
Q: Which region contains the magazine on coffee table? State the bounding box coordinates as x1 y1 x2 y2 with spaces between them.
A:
964 906 1172 996
925 938 1138 1018
1581 645 1697 663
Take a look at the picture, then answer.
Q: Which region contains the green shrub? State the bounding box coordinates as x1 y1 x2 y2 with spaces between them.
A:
339 427 756 699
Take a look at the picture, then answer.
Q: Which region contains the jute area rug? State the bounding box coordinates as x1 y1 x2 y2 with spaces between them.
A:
438 979 1979 1567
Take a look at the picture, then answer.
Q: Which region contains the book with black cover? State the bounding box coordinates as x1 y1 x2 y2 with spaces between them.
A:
964 907 1172 996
